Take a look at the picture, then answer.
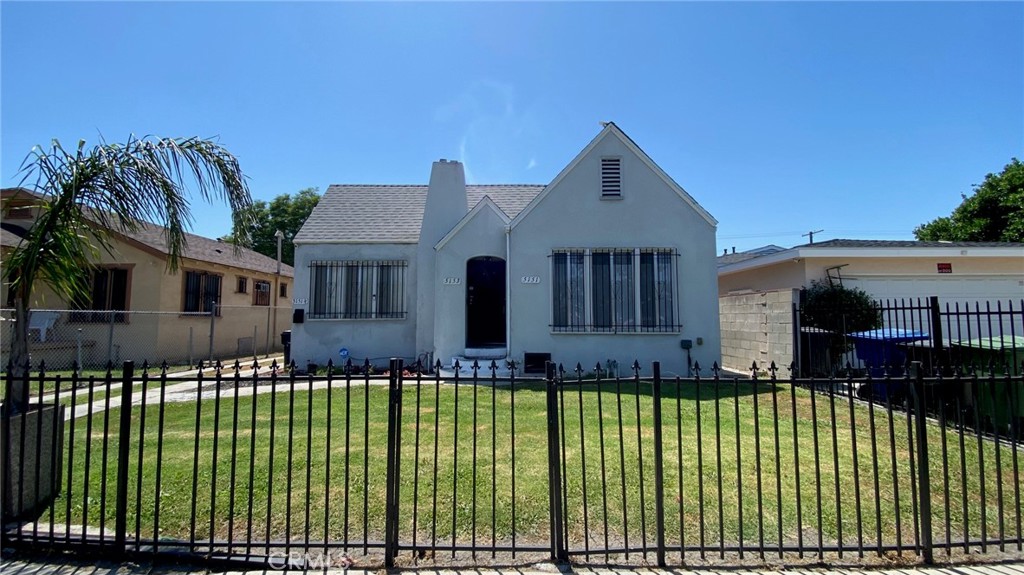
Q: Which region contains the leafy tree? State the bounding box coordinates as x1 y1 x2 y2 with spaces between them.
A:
914 158 1024 242
801 280 883 374
3 136 254 412
228 187 319 267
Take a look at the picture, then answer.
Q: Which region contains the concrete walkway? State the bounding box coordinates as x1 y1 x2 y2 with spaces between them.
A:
2 548 1023 575
53 362 526 422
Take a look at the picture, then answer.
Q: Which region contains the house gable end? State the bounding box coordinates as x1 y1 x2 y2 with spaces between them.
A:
510 123 717 230
435 196 510 252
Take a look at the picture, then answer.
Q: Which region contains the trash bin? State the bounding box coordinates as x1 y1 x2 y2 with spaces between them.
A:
849 328 929 404
849 328 929 377
281 330 292 366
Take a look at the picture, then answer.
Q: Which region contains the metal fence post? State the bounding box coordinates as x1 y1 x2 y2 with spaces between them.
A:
385 358 404 567
266 306 272 357
544 361 567 562
652 361 666 566
911 361 934 563
106 311 116 365
792 302 802 378
928 296 944 371
114 360 135 553
208 301 217 361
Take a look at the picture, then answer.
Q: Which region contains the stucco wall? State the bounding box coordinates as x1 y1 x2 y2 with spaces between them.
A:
153 258 292 362
290 242 418 368
433 204 508 364
805 255 1024 278
719 288 799 374
508 133 720 377
719 253 1024 301
718 259 807 295
1 237 292 367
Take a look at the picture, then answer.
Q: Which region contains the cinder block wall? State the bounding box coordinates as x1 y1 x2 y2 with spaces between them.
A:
719 288 799 373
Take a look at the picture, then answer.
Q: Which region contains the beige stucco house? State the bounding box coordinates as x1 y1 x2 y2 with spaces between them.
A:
1 188 294 369
719 239 1024 303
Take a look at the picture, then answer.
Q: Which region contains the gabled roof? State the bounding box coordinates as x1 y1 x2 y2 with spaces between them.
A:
434 196 511 251
294 185 544 244
510 122 717 229
718 238 1024 275
0 187 292 277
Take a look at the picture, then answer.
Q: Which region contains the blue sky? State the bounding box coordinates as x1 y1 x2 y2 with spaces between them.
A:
2 2 1021 252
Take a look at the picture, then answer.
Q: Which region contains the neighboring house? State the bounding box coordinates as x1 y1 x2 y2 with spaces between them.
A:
0 187 294 367
719 239 1024 303
291 123 721 375
716 239 1024 373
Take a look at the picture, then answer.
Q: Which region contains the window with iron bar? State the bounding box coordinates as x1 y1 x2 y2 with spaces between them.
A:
551 248 679 332
182 270 222 315
309 260 407 319
253 280 271 306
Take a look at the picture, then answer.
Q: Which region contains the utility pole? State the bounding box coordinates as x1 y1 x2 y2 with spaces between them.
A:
802 229 824 244
273 230 284 356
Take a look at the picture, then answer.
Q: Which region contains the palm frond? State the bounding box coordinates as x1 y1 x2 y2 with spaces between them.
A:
5 134 254 303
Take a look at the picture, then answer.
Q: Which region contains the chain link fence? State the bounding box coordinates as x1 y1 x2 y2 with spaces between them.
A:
1 305 291 371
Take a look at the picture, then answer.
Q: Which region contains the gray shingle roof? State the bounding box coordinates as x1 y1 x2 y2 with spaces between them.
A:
294 185 545 244
799 239 1024 249
0 224 26 249
127 220 294 277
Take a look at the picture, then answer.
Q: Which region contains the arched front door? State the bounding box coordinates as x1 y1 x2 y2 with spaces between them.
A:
465 256 506 348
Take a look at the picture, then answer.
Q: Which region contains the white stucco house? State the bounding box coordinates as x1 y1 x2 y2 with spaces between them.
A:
290 123 720 376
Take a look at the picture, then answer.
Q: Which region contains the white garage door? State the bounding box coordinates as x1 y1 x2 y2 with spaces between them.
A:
844 275 1024 345
844 275 1024 307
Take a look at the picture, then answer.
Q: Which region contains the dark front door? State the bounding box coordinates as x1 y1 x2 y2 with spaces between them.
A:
466 256 506 348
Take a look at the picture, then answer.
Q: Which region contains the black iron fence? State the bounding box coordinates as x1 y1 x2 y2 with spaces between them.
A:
797 296 1024 378
2 358 1022 568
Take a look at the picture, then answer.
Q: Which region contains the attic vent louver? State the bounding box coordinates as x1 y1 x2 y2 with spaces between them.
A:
601 157 621 198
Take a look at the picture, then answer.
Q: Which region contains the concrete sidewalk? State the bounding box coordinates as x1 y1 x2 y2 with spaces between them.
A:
2 550 1023 575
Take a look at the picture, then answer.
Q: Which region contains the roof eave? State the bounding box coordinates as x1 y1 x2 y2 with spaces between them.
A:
718 244 1024 276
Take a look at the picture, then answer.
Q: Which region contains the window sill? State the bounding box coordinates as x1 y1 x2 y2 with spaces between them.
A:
306 316 408 322
550 329 681 336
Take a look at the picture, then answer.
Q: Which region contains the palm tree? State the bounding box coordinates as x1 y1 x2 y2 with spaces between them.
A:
3 135 254 412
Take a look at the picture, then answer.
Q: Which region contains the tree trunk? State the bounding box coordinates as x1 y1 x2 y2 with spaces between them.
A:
8 296 31 413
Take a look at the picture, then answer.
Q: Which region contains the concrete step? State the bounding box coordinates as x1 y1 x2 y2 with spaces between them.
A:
438 355 511 379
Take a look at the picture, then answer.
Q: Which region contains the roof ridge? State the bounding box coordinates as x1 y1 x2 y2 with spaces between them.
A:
326 183 546 188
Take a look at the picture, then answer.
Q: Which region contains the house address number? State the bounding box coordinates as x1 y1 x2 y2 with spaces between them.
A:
293 298 308 305
521 276 541 284
443 277 461 285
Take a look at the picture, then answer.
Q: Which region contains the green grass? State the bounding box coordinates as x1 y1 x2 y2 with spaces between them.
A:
1 363 193 401
27 378 1024 555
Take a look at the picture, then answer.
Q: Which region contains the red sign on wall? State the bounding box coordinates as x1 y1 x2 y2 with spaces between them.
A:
937 263 952 273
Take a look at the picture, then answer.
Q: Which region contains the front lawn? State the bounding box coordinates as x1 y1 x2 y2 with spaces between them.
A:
29 376 1022 558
